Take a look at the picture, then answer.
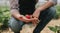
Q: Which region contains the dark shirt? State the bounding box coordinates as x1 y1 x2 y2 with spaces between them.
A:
19 0 36 15
9 0 57 15
10 0 36 15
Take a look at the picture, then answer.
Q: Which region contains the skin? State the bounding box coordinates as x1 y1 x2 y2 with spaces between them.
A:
10 0 57 25
32 0 56 25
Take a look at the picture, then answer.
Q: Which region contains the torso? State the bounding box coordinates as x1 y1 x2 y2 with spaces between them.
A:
18 0 51 15
18 0 36 15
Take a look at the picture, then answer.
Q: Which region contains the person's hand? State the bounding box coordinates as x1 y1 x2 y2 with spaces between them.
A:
31 9 41 25
19 15 32 23
31 16 39 25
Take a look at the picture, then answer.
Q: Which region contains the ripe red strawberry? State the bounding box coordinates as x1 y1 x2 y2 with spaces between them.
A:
25 15 31 19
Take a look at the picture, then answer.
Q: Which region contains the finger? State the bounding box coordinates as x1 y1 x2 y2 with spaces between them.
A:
32 21 37 26
34 20 38 24
32 20 37 25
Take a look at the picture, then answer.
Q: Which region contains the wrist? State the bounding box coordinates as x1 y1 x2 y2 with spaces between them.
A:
32 9 41 18
36 7 42 12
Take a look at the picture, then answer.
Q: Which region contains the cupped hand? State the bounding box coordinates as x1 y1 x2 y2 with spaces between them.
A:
19 15 33 23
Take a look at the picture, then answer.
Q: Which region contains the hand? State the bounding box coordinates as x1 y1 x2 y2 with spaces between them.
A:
32 9 41 25
19 15 32 23
31 17 39 25
25 14 32 19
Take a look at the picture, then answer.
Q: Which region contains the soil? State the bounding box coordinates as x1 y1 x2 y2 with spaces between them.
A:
0 19 60 33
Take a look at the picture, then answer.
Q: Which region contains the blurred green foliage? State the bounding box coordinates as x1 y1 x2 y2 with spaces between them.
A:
48 25 60 33
0 6 10 30
54 5 60 19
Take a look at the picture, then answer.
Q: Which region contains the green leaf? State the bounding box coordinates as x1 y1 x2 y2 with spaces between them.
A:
48 26 57 33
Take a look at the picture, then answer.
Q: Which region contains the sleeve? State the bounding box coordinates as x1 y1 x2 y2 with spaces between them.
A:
49 0 57 5
9 0 19 10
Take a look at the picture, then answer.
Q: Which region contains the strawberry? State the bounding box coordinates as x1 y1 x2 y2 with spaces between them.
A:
25 15 31 19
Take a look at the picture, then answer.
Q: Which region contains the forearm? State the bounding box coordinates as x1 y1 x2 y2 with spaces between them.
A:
36 0 57 11
35 2 56 12
33 0 57 18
